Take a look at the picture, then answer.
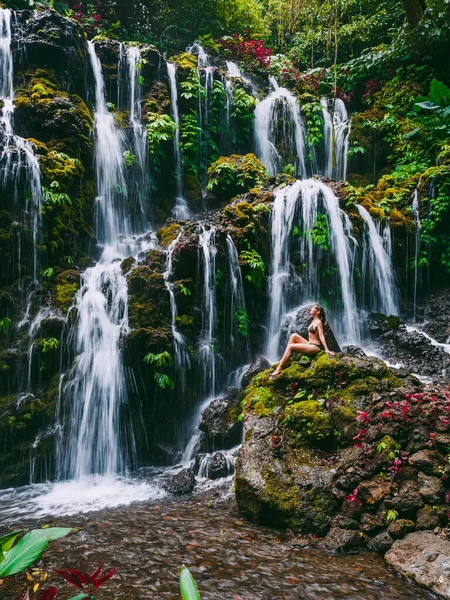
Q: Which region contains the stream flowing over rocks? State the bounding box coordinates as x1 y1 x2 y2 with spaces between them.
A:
1 4 450 598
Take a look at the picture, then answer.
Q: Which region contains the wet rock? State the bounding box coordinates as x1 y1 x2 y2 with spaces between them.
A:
385 481 424 515
421 289 450 343
279 305 341 354
206 452 230 480
199 388 242 451
331 515 360 530
358 480 392 505
367 530 394 552
323 527 364 551
164 468 195 494
241 355 271 388
366 314 450 379
418 472 443 504
409 449 441 475
433 433 450 452
359 512 385 534
387 519 415 539
385 531 450 598
416 505 440 530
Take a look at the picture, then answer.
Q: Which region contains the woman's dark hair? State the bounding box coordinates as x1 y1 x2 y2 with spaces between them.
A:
313 304 327 326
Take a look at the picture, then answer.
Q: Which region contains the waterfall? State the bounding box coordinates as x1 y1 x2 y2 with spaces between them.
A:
56 42 143 480
332 98 351 181
266 179 359 359
198 226 217 398
355 204 398 316
88 42 129 244
226 61 242 78
254 77 307 178
126 45 149 223
0 8 42 293
163 231 190 386
321 98 333 178
167 62 189 219
411 188 421 321
226 235 251 363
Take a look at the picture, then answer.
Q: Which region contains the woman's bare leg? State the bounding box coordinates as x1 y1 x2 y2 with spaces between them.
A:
271 342 320 377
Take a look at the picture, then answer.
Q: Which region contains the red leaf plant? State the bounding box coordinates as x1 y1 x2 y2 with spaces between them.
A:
54 564 117 592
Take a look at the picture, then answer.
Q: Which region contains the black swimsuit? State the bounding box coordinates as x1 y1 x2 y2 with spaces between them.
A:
308 323 323 349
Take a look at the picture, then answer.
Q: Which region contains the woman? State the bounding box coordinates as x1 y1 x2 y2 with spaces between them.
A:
270 304 335 379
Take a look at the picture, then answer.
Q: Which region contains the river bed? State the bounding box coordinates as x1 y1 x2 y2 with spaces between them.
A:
0 480 435 600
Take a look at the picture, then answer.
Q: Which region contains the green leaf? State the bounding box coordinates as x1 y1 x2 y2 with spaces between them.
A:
0 528 71 577
180 565 201 600
0 529 22 552
68 595 92 600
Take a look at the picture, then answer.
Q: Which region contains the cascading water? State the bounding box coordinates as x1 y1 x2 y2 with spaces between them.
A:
163 231 190 386
355 204 398 316
266 179 359 359
225 234 251 363
198 226 218 399
56 42 147 480
167 62 189 219
411 188 421 320
321 97 333 178
254 77 307 177
0 8 42 300
332 98 351 181
126 45 150 222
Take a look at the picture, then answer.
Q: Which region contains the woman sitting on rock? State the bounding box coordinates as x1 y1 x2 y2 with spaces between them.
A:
270 305 335 379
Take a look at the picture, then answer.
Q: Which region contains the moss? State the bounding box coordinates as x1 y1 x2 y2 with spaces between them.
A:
207 154 268 199
243 386 281 417
53 270 80 313
284 400 333 444
175 314 194 327
183 173 203 207
156 223 181 248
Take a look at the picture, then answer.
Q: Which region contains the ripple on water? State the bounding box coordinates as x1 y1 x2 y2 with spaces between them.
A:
0 482 435 600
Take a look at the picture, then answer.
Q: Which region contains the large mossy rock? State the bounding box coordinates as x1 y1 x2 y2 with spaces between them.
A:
234 349 421 534
279 304 341 353
207 154 268 200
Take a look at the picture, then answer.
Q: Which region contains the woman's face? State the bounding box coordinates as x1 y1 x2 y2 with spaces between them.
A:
310 306 318 317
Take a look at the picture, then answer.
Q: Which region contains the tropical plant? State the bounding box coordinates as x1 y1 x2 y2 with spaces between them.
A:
0 528 71 578
180 111 201 175
179 283 191 296
0 317 12 333
42 268 55 279
123 150 136 167
146 113 177 156
41 338 60 353
239 249 266 287
42 181 72 206
235 306 250 336
307 214 330 251
143 351 175 390
54 563 117 597
180 565 201 600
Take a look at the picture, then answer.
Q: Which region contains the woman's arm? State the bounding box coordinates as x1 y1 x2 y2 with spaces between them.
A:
318 321 335 355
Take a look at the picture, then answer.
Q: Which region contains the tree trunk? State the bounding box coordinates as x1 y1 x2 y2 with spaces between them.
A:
402 0 425 28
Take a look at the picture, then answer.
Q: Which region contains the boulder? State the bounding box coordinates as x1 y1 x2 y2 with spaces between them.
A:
235 412 337 534
416 505 440 530
279 304 341 354
164 468 195 494
367 530 394 552
323 527 364 551
385 531 450 598
409 450 441 475
241 355 271 388
387 519 415 539
199 388 242 451
417 472 443 505
204 452 230 480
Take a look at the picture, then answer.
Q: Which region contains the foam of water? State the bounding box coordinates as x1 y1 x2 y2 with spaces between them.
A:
0 476 165 522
